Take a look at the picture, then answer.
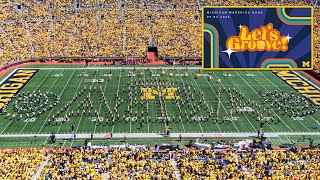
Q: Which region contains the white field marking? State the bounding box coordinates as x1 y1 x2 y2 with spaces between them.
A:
176 69 204 133
37 69 76 134
165 69 186 133
130 70 133 133
18 69 55 133
187 68 221 132
214 71 284 143
54 68 90 135
143 69 150 133
17 67 202 70
278 71 320 124
212 71 259 133
257 71 312 132
283 135 293 143
235 71 293 132
73 69 100 134
70 66 102 147
292 71 320 90
111 70 121 134
154 69 176 132
0 69 19 85
0 69 26 134
201 71 240 133
0 69 45 134
93 69 109 134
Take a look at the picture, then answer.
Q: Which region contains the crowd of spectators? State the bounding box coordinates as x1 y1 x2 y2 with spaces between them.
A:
0 0 319 73
178 148 320 179
40 148 108 179
109 149 176 179
39 147 177 179
1 146 320 179
314 10 320 74
0 148 47 179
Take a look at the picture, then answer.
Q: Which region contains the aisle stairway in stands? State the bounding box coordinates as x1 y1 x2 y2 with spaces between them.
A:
170 152 182 180
31 154 50 180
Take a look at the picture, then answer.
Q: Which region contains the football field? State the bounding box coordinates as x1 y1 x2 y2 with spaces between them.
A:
0 65 319 137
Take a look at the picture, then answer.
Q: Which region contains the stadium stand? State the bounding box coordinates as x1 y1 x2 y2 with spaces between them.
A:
40 148 107 179
0 0 319 69
177 148 320 179
0 147 319 179
0 148 47 179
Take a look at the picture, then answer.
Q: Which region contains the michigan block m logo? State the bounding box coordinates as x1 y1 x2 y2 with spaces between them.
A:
141 88 180 100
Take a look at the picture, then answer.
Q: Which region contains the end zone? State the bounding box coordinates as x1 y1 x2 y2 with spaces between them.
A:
0 69 39 109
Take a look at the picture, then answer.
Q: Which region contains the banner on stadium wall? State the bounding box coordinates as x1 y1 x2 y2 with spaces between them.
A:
202 6 313 70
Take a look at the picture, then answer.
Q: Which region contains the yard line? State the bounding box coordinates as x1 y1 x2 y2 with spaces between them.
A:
234 71 293 132
201 71 240 133
111 70 121 134
176 69 204 133
212 71 284 143
165 69 186 133
143 69 150 133
53 68 89 134
93 70 109 134
73 68 100 133
18 69 55 134
37 69 76 134
257 71 312 132
211 71 257 132
70 67 101 147
283 135 293 143
186 68 221 133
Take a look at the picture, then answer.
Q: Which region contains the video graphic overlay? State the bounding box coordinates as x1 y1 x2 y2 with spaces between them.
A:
203 6 313 70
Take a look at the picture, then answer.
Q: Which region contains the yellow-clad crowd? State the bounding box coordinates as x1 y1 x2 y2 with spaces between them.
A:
314 10 320 74
39 147 109 180
0 0 319 73
0 148 47 179
1 147 320 179
109 149 176 179
178 148 320 180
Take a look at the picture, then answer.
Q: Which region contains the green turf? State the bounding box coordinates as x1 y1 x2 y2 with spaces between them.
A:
0 66 319 136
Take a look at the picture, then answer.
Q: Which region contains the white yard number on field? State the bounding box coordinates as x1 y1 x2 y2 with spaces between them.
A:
85 79 104 83
52 74 63 77
24 118 36 123
92 79 104 83
55 117 70 122
90 117 104 122
223 116 239 121
79 73 89 77
103 74 112 77
246 74 256 77
191 116 207 122
127 73 136 77
292 116 304 121
257 116 272 121
125 116 137 122
157 117 171 121
235 106 254 112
